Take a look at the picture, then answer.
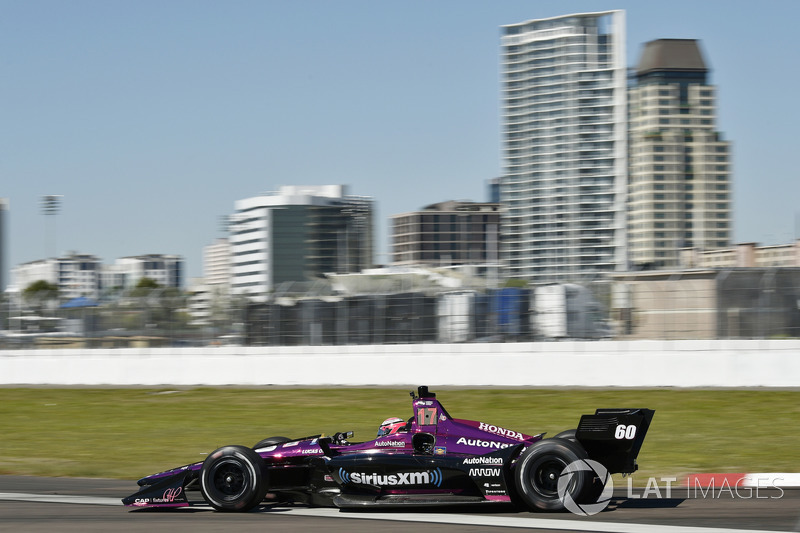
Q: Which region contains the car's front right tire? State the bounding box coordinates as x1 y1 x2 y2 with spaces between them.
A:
252 436 290 450
200 445 267 512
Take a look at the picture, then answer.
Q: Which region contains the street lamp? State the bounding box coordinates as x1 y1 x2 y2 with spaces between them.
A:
41 194 62 258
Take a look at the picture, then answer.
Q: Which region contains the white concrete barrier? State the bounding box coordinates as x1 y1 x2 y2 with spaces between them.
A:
1 340 799 387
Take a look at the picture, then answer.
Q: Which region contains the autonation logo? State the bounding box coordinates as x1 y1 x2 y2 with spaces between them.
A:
557 459 613 516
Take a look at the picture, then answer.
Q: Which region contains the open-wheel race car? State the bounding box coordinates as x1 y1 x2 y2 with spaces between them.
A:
123 386 654 513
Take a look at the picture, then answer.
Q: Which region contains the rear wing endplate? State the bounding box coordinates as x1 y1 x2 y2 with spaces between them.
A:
575 408 655 474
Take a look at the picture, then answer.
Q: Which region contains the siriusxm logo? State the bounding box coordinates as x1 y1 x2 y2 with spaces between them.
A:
339 468 443 487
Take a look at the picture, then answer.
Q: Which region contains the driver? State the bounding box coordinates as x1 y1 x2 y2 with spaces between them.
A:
377 417 407 438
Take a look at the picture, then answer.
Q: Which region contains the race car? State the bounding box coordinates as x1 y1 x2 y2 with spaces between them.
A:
123 386 654 513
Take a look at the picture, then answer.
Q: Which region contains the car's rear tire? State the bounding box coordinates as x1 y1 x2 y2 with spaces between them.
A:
550 429 607 504
200 445 267 512
252 436 290 450
552 429 577 442
514 439 590 512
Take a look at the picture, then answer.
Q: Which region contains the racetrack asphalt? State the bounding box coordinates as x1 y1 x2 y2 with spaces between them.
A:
0 476 798 533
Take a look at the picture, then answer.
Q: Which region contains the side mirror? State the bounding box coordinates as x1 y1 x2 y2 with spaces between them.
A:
412 432 436 455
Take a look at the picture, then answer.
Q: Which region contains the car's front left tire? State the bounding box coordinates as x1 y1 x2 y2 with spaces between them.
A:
200 445 267 512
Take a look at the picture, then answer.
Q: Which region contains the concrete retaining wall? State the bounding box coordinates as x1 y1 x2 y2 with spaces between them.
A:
2 340 800 387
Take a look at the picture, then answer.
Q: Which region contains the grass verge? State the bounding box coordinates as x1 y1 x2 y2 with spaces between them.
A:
1 387 798 482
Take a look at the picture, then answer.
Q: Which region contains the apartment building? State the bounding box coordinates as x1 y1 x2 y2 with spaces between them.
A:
628 39 732 269
500 11 628 283
391 201 500 267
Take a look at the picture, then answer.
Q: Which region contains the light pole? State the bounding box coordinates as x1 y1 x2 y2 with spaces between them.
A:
41 194 62 258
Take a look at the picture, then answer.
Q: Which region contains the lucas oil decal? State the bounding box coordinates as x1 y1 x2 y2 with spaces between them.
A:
339 468 443 487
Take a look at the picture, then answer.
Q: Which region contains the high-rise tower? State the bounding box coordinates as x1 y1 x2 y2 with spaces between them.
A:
628 39 731 268
500 11 628 283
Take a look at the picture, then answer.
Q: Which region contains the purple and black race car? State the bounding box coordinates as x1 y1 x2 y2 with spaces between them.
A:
123 386 654 513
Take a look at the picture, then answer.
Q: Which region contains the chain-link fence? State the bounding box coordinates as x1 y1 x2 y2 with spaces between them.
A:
610 268 800 340
0 289 200 349
1 268 798 348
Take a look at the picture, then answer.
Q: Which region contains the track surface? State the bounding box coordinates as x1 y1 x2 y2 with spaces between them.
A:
0 476 798 532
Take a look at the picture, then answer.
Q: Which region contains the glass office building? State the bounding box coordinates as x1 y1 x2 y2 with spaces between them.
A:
230 185 374 301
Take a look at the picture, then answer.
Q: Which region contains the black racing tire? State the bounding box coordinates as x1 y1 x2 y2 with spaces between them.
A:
514 438 590 512
200 445 267 512
552 429 577 442
252 436 291 450
550 430 608 505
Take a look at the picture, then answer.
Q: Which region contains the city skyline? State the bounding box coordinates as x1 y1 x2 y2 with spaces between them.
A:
3 1 799 283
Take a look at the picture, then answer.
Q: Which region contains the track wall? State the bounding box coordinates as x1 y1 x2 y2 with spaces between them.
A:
2 340 799 387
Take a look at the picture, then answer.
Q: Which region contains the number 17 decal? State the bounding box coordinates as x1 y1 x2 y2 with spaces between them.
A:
418 407 438 426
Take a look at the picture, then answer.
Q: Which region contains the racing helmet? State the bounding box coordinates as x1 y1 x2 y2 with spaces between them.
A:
377 417 406 438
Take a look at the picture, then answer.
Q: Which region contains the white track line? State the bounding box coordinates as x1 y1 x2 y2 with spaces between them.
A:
0 492 121 506
284 507 785 533
0 492 785 533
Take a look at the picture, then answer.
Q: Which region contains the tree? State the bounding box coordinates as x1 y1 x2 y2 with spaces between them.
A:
503 278 529 289
130 278 161 299
22 280 59 316
135 277 161 290
23 280 59 301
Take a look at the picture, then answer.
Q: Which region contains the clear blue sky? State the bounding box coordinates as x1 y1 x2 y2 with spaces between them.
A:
2 0 798 282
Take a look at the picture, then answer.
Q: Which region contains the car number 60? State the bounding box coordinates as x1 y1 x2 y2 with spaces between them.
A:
614 424 637 440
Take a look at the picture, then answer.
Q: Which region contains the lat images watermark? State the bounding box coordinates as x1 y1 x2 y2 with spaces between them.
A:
626 475 786 501
557 459 614 516
557 464 787 517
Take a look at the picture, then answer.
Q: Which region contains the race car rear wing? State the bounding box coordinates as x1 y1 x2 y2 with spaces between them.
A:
575 408 655 474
